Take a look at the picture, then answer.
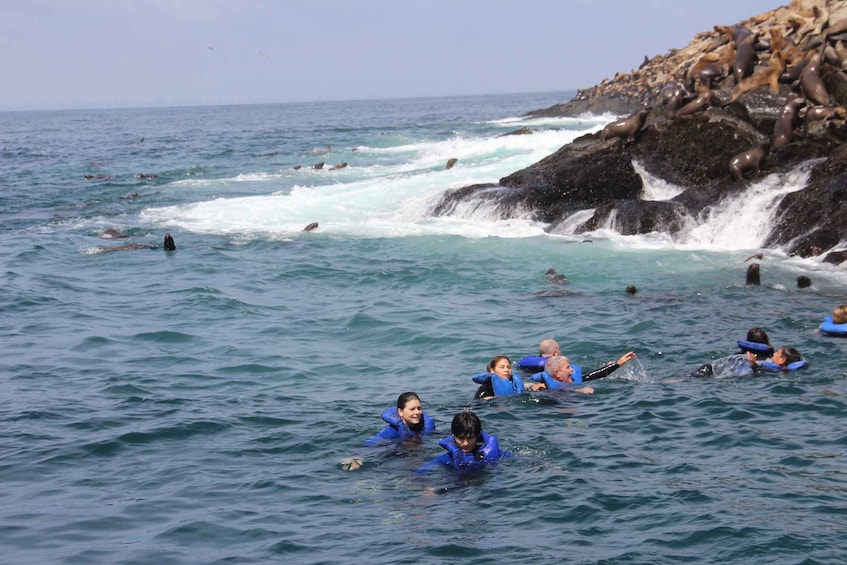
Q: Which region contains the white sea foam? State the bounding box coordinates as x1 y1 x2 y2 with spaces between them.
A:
679 163 816 250
633 161 685 201
140 114 823 255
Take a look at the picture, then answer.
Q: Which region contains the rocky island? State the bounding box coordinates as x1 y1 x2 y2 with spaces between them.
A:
432 0 847 263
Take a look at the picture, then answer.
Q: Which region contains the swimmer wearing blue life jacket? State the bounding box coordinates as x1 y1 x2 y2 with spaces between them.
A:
528 352 636 394
736 327 774 360
416 411 509 475
472 355 526 399
342 392 436 471
363 392 436 446
746 346 807 372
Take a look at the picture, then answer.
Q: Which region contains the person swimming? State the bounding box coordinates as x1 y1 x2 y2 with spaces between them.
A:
416 411 509 475
341 392 436 471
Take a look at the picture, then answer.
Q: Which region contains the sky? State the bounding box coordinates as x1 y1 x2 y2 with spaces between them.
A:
1 0 783 111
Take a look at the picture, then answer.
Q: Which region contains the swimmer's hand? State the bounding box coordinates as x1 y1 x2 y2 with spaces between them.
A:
341 457 363 471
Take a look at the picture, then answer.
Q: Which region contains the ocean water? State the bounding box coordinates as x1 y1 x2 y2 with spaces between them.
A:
1 92 846 564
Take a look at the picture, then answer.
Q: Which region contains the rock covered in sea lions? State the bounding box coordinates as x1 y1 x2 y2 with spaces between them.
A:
436 0 847 262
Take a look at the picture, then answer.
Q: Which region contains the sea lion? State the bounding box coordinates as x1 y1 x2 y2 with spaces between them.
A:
799 52 830 106
744 253 763 262
98 243 150 253
801 106 846 121
823 42 847 69
101 228 129 239
772 95 806 150
733 34 758 83
729 142 769 180
544 268 568 286
302 222 319 232
625 285 638 295
660 81 692 118
96 234 174 253
779 59 808 83
600 108 650 143
746 263 761 286
797 275 812 288
329 162 347 170
697 63 729 88
730 51 787 102
312 162 324 170
676 91 713 117
446 158 458 170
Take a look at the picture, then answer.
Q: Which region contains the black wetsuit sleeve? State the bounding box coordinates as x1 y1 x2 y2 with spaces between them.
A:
474 381 494 399
582 362 619 382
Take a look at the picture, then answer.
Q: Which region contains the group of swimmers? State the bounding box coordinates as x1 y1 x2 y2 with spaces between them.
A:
341 339 637 474
342 323 820 474
340 392 505 474
685 326 807 378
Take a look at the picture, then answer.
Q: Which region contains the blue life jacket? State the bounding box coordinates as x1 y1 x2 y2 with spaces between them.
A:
757 360 809 372
530 365 584 388
472 372 525 396
438 431 502 472
364 407 436 446
516 355 548 372
737 339 774 355
819 316 847 337
381 407 436 438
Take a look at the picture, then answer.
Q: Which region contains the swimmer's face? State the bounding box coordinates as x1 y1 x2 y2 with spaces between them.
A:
490 358 512 380
453 434 479 453
397 397 422 427
772 348 787 366
553 360 574 383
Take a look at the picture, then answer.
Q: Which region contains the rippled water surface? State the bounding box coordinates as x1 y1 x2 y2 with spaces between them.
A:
1 94 846 564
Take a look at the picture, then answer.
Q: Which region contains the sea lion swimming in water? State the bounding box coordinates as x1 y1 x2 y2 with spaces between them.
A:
99 233 176 253
746 263 761 286
302 222 319 232
100 228 129 239
544 268 568 286
600 108 650 143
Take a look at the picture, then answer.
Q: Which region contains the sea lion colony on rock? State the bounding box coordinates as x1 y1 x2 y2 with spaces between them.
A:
604 0 847 175
483 0 847 263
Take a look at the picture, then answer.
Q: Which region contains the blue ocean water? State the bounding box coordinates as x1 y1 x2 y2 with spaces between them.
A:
1 92 846 564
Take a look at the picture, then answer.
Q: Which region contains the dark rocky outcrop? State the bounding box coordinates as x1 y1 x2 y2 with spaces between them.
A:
431 0 847 261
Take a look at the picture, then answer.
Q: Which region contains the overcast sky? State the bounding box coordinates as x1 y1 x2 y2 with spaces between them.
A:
1 0 782 111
